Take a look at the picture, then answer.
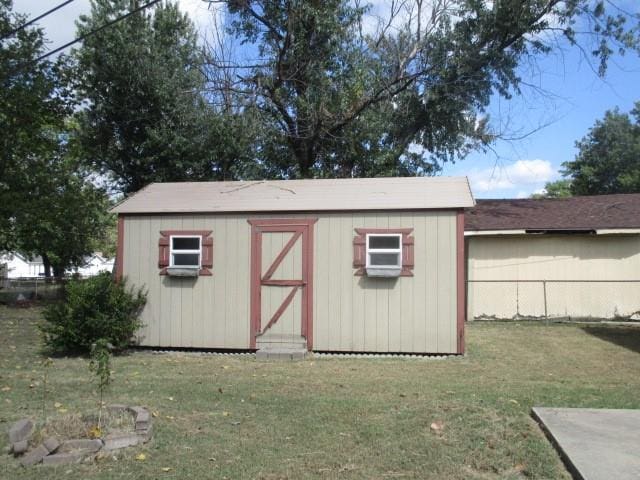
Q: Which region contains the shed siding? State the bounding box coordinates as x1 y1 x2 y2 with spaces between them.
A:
122 211 458 353
467 235 640 320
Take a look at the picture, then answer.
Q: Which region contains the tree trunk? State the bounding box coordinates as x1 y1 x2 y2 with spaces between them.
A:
42 254 52 279
52 265 64 279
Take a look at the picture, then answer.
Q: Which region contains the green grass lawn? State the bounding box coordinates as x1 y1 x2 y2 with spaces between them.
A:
1 306 639 479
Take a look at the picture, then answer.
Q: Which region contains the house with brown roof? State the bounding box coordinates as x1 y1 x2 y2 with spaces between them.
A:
465 194 640 321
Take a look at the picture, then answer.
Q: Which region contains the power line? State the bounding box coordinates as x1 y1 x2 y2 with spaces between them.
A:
1 0 76 41
9 0 163 76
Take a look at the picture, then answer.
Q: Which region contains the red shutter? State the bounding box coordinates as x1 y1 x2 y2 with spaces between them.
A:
353 233 366 275
401 234 414 276
158 236 170 271
200 235 213 276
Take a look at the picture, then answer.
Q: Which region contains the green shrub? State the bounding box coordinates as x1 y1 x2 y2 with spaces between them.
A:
41 273 147 354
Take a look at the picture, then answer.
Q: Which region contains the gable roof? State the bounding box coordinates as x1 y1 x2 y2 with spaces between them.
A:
466 194 640 232
0 253 43 264
111 177 474 214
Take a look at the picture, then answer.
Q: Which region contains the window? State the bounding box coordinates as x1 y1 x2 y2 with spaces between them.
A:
353 228 414 277
170 236 201 268
366 234 402 269
158 230 213 276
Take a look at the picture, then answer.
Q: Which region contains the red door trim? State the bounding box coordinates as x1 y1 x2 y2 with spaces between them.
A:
456 210 466 354
248 218 317 350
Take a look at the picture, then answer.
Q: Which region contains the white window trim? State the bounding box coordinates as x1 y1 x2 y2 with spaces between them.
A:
169 235 202 268
365 233 402 269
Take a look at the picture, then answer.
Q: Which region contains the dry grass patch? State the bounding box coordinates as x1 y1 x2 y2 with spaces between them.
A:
29 410 135 448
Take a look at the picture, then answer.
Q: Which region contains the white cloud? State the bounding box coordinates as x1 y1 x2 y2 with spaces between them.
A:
468 159 556 193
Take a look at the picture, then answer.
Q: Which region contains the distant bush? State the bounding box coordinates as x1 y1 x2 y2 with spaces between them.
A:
41 273 146 354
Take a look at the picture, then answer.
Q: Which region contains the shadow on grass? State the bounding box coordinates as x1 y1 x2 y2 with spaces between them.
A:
581 325 640 354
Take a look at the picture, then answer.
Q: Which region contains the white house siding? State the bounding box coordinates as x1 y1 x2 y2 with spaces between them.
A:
467 234 640 320
122 211 459 353
0 254 44 278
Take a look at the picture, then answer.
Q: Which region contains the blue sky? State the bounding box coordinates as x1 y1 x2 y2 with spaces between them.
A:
13 0 640 199
445 41 640 198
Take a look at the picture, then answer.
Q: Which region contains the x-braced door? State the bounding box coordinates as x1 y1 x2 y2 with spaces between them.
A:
249 219 316 350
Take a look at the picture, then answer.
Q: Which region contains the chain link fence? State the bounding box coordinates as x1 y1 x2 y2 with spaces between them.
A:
0 277 65 305
467 279 640 322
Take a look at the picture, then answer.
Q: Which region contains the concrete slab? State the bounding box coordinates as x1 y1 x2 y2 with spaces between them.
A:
532 407 640 480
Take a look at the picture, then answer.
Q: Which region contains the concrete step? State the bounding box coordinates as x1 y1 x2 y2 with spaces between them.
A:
256 334 307 349
256 348 308 361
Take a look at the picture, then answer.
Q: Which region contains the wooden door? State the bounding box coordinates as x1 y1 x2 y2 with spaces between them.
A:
249 219 316 350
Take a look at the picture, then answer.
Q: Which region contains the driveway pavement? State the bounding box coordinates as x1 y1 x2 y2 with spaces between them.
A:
532 407 640 480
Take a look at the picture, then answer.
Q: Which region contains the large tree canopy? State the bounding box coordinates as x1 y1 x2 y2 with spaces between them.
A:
74 0 254 194
0 0 69 250
205 0 640 179
1 1 112 276
561 103 640 195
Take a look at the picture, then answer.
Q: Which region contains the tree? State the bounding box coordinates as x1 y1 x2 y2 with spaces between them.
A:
1 1 112 276
0 0 70 250
205 0 639 178
562 103 640 195
13 149 113 277
532 179 573 198
74 0 252 194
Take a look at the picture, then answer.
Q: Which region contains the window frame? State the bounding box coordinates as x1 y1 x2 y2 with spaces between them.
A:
365 233 403 269
169 235 202 269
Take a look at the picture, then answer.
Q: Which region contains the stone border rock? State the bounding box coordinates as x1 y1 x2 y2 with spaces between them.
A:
7 405 153 467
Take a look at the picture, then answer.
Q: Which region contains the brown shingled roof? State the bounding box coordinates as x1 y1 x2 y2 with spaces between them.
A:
465 194 640 231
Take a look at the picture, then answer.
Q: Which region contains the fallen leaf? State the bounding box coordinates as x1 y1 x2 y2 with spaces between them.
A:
1 386 10 392
509 399 519 405
54 402 62 408
222 411 230 417
161 467 172 472
165 415 175 420
168 397 174 401
152 411 159 418
430 421 444 434
222 366 229 370
58 408 68 413
135 453 147 461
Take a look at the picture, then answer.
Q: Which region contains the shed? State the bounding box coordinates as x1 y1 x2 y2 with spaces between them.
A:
112 177 474 354
465 194 640 321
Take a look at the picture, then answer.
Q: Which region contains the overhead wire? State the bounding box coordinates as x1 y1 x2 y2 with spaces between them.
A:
1 0 76 41
8 0 163 76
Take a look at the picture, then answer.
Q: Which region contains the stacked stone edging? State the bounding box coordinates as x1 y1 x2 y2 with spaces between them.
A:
6 405 153 467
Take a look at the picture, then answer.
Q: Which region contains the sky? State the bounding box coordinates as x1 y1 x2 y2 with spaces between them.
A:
12 0 640 199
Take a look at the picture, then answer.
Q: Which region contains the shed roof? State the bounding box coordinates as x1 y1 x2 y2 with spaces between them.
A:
466 194 640 232
111 177 474 214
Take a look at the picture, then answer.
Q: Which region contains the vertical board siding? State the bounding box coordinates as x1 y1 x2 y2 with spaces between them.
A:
467 234 640 320
122 211 458 353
